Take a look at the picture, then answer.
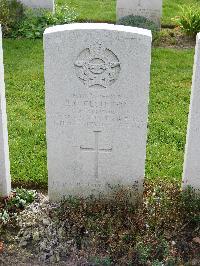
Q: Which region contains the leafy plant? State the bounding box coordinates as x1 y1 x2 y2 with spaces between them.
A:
12 4 77 39
135 241 152 264
8 188 36 207
173 5 200 36
89 256 112 265
45 4 77 25
180 186 200 224
0 210 10 225
0 188 36 226
117 15 159 41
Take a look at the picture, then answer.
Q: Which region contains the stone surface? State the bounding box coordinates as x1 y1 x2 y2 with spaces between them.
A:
44 23 152 201
0 25 11 197
19 0 54 11
183 33 200 191
117 0 162 27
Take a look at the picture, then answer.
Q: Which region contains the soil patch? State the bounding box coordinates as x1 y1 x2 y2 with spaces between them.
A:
0 183 199 265
155 28 196 49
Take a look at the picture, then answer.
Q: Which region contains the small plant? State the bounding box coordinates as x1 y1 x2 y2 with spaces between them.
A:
0 188 36 226
117 15 159 41
45 4 77 25
12 4 77 39
0 210 10 225
89 256 112 266
180 186 200 225
135 241 152 264
173 5 200 37
8 188 36 208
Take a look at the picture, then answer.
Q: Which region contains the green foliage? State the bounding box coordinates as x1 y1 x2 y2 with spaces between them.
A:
0 210 10 225
180 186 200 224
45 4 77 25
89 256 112 265
162 0 199 26
136 242 152 264
12 4 77 39
8 188 36 207
0 0 24 36
174 4 200 36
117 15 160 41
0 188 36 226
135 239 170 265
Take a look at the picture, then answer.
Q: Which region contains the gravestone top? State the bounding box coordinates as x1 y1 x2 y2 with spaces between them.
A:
117 0 162 27
44 23 152 36
183 33 200 191
44 23 152 201
0 25 11 197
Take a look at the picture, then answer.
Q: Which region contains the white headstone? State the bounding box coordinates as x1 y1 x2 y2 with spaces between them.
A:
0 25 11 197
44 23 152 201
20 0 54 11
183 33 200 192
117 0 162 27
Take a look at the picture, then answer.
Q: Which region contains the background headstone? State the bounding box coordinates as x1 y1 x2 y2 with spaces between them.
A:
117 0 162 27
0 25 11 197
19 0 54 11
183 33 200 191
44 23 152 201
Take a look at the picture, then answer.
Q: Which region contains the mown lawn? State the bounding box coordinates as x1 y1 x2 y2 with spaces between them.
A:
57 0 199 25
146 48 193 181
3 39 194 186
3 40 47 186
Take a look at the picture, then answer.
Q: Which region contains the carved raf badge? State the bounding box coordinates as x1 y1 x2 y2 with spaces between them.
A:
74 42 121 88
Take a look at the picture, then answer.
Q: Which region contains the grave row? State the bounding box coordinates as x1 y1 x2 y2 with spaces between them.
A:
18 0 162 28
0 23 199 201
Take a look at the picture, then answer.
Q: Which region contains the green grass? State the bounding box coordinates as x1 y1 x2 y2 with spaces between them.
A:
146 48 194 181
57 0 199 25
3 39 47 186
3 40 194 186
57 0 116 23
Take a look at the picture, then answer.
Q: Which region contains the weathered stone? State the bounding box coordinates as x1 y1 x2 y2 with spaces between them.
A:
183 33 200 192
117 0 162 27
44 23 152 201
0 25 11 197
20 0 54 11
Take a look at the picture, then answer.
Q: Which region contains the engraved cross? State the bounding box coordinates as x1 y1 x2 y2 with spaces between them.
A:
80 131 112 179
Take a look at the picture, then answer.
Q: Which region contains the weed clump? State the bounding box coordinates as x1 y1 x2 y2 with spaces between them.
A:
117 15 160 41
174 5 200 37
